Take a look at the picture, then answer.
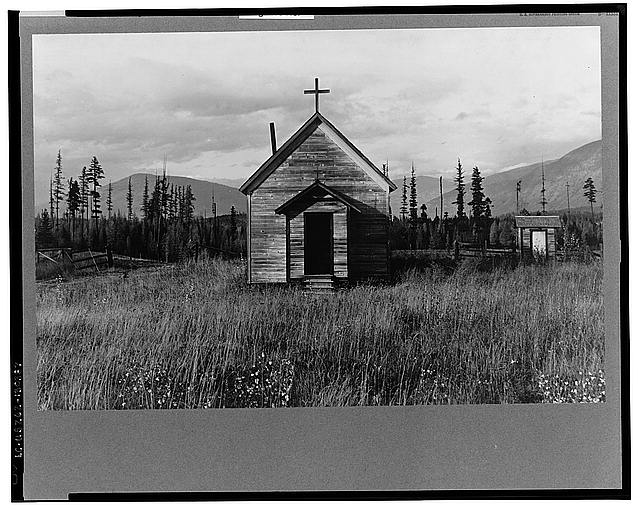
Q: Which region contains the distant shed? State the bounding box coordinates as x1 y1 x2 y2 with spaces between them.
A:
515 215 563 260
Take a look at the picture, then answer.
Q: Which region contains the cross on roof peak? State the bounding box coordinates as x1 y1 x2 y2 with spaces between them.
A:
304 77 330 113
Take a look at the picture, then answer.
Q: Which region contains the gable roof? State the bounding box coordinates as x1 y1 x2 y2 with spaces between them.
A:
274 180 362 215
515 215 563 228
239 112 397 194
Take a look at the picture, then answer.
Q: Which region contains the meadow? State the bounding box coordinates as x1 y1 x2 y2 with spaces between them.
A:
36 258 605 409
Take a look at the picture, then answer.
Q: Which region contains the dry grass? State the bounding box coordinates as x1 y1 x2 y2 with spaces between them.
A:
36 258 605 409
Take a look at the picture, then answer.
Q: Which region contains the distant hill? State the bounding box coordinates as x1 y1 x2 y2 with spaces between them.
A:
424 140 603 217
35 140 601 219
36 173 247 217
213 177 248 189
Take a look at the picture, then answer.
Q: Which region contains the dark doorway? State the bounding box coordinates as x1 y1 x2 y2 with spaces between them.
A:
304 212 333 275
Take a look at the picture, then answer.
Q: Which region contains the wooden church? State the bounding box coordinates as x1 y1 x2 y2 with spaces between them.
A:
240 79 397 286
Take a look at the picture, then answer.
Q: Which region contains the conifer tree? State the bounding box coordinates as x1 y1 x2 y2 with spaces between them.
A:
149 176 161 223
66 178 81 241
49 174 55 221
142 176 149 220
400 175 408 222
160 167 169 219
106 181 113 219
88 156 104 230
168 184 176 221
126 177 134 221
484 197 492 218
36 210 54 248
453 158 465 219
79 166 89 235
184 185 195 223
468 166 487 220
53 149 65 229
583 177 597 221
409 163 418 225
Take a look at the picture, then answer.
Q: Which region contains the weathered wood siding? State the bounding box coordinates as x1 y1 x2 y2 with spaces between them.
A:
547 228 556 256
288 200 348 280
521 228 531 250
250 126 389 282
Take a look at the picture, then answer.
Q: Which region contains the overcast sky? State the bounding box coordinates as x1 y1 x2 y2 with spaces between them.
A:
33 26 601 193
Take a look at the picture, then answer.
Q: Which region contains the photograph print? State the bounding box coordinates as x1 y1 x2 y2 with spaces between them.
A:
34 26 605 410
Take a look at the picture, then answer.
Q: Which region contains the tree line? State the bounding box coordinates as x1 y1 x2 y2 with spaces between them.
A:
35 150 246 261
389 158 601 252
391 159 494 250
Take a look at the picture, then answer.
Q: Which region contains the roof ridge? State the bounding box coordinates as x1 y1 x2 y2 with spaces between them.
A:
240 112 396 194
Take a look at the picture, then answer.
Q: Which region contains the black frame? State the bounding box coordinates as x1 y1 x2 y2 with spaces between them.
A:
9 3 629 502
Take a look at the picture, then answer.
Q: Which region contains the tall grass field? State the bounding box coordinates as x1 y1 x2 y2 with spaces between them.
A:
36 259 605 409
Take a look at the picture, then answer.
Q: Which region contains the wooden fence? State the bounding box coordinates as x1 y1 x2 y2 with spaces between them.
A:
35 247 112 274
71 250 111 270
393 244 516 262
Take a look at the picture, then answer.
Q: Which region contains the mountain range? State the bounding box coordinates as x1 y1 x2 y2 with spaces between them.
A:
35 140 602 219
421 139 602 217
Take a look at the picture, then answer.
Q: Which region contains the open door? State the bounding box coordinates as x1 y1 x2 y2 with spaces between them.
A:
531 230 547 259
304 212 333 275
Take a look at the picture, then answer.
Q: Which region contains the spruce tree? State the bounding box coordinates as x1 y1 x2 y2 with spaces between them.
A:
400 175 408 222
126 177 134 221
468 166 486 220
583 177 597 221
66 178 81 242
106 181 113 219
79 166 89 237
409 163 418 225
49 174 55 221
168 184 175 221
142 176 150 220
184 185 195 222
53 149 65 229
484 197 492 218
160 168 169 219
36 210 54 248
453 158 465 219
88 156 104 230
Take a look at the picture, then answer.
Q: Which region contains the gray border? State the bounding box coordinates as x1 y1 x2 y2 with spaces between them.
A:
20 12 622 499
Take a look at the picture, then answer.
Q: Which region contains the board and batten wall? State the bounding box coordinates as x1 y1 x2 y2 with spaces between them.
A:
249 127 390 283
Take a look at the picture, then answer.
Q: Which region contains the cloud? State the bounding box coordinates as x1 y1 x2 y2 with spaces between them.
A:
32 27 602 203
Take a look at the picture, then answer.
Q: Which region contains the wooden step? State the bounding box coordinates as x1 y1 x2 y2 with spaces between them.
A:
303 274 335 291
